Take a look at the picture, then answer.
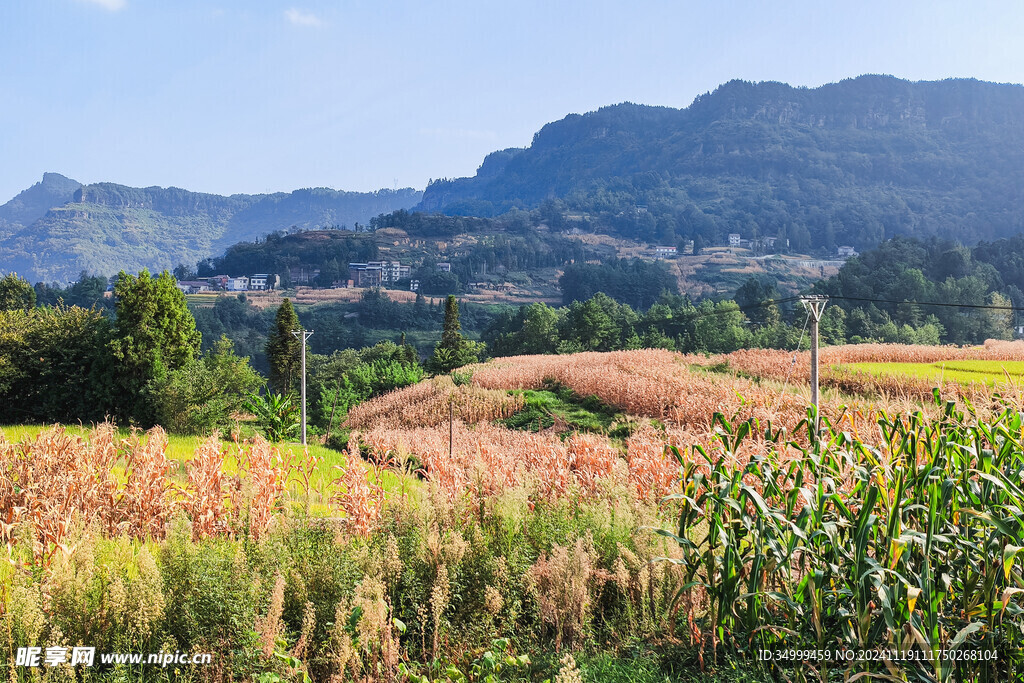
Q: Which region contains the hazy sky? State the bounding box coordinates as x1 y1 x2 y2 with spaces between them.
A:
1 0 1022 202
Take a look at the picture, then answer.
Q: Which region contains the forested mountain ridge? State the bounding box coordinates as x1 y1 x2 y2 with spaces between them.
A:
0 178 422 283
420 76 1024 250
0 172 82 236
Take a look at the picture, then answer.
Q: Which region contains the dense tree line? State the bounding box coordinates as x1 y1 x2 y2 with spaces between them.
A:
368 209 492 237
483 292 772 356
483 279 950 358
559 258 679 308
0 271 437 440
432 232 590 295
190 294 275 370
188 288 497 369
0 270 260 430
32 272 112 310
812 236 1018 344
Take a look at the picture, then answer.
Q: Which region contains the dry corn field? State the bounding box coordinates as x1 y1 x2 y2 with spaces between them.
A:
714 339 1024 404
354 420 692 503
344 375 525 429
343 343 1024 516
0 426 375 563
468 349 813 429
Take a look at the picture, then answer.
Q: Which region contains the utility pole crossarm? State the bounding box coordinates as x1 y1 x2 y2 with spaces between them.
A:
292 330 314 445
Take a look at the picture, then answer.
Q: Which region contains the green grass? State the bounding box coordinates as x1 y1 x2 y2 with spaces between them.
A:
497 383 637 439
0 424 411 517
837 360 1024 386
570 649 773 682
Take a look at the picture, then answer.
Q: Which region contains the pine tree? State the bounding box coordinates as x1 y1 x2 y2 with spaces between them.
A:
426 295 483 373
440 296 462 348
266 298 303 395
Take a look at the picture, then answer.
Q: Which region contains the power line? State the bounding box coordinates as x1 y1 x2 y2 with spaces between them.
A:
686 296 801 321
828 295 1024 312
784 309 811 385
631 292 1020 326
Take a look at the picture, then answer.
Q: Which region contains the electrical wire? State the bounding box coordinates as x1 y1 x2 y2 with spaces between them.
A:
827 295 1024 312
645 292 1022 326
783 309 811 387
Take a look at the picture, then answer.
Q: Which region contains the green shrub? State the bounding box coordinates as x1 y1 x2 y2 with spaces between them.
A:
148 335 263 435
159 519 261 656
244 392 300 442
0 305 116 423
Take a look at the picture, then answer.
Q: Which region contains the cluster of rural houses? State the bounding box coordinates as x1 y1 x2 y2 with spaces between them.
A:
727 233 783 250
172 236 858 297
348 261 450 290
347 260 413 287
175 273 278 294
647 234 856 259
725 233 856 258
175 260 457 294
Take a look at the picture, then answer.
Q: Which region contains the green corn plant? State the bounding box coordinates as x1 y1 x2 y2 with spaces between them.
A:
658 395 1024 682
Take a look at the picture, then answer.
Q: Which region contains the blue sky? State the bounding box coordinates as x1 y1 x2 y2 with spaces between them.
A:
1 0 1022 202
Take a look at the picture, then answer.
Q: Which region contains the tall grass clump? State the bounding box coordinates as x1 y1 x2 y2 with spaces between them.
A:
662 393 1024 682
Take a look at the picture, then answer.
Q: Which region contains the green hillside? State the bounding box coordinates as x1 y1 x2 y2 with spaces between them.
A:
0 180 421 283
420 76 1024 251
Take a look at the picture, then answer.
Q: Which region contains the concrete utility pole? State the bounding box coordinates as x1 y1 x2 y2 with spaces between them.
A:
801 296 828 433
292 330 314 445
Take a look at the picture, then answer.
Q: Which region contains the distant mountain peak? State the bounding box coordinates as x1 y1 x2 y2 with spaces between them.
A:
40 171 77 184
0 173 82 233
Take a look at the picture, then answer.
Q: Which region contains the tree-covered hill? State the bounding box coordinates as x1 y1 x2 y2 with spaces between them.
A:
0 172 82 237
812 234 1024 344
420 76 1024 251
0 178 422 283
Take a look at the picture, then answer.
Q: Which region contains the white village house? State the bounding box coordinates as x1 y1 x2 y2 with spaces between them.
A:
226 276 249 292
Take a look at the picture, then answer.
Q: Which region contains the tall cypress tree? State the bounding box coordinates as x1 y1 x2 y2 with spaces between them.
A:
426 295 483 373
266 298 303 394
440 295 462 348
